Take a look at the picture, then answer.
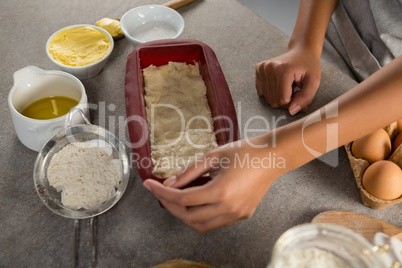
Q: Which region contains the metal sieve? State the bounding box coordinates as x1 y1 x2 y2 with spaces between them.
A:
33 107 130 267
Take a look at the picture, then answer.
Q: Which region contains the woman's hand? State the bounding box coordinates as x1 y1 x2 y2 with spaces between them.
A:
254 0 339 116
255 48 321 116
143 137 286 233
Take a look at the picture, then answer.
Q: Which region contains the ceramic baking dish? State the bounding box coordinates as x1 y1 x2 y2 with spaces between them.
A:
125 39 239 185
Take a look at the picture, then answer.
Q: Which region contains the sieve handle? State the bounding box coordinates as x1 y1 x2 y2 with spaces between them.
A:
73 219 80 268
90 217 97 268
72 217 98 268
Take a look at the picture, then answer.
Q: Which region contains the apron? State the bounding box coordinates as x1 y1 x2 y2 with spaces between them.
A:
322 0 402 82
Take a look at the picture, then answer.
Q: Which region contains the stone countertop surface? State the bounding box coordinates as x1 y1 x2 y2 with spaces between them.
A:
0 0 400 267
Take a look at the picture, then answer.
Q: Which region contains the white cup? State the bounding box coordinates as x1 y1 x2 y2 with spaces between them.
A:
8 66 89 151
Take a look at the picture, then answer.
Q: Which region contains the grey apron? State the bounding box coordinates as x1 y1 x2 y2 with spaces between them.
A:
322 0 402 82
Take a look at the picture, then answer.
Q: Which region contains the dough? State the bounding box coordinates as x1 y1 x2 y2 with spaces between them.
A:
143 62 217 177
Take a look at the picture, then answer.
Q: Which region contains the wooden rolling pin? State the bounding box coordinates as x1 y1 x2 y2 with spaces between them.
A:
163 0 198 9
312 210 402 241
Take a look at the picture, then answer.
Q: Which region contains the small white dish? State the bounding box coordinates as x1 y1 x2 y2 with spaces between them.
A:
46 24 114 80
120 5 184 46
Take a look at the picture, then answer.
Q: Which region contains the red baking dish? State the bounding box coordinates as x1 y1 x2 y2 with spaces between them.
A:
125 39 239 186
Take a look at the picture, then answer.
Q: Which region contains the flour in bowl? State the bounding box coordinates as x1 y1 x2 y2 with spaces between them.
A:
272 247 350 268
47 142 121 209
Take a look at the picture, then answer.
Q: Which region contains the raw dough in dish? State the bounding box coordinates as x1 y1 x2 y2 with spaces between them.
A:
143 62 217 177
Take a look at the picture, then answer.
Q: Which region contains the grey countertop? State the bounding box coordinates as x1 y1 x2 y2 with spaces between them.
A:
0 0 400 267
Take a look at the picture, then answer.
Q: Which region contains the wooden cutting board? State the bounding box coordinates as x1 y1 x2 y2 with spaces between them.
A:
312 210 402 241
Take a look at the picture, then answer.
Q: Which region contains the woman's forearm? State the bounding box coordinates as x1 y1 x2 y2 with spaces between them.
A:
288 0 339 59
271 55 402 171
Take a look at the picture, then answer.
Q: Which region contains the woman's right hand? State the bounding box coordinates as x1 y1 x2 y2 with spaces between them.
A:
255 48 322 116
143 136 287 233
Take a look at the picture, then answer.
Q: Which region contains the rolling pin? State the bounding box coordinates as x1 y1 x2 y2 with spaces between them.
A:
312 210 402 241
163 0 198 9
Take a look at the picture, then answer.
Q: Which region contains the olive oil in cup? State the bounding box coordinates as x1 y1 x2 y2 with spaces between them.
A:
21 96 79 120
8 66 89 151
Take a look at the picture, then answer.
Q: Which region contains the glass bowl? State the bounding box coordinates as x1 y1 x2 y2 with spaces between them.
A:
268 223 387 268
33 111 129 219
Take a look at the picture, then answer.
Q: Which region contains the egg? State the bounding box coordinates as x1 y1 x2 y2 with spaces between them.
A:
362 160 402 200
351 129 391 164
393 132 402 152
397 119 402 132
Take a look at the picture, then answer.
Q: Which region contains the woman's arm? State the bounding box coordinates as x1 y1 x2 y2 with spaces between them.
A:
144 55 402 233
256 0 339 115
277 55 402 170
289 0 339 59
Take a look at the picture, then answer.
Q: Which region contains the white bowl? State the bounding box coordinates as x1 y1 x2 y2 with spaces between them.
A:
46 24 114 80
120 5 184 46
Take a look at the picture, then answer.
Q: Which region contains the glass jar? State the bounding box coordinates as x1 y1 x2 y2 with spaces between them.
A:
268 223 387 268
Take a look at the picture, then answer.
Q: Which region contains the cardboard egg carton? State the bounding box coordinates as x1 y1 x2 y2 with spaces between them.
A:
345 122 402 209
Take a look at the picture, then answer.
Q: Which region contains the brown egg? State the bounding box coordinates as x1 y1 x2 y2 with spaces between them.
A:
397 119 402 132
362 160 402 200
351 129 391 164
393 132 402 152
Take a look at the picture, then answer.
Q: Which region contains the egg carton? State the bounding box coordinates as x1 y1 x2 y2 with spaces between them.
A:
345 122 402 209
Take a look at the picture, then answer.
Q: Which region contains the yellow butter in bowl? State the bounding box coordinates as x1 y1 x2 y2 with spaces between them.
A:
48 26 112 67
